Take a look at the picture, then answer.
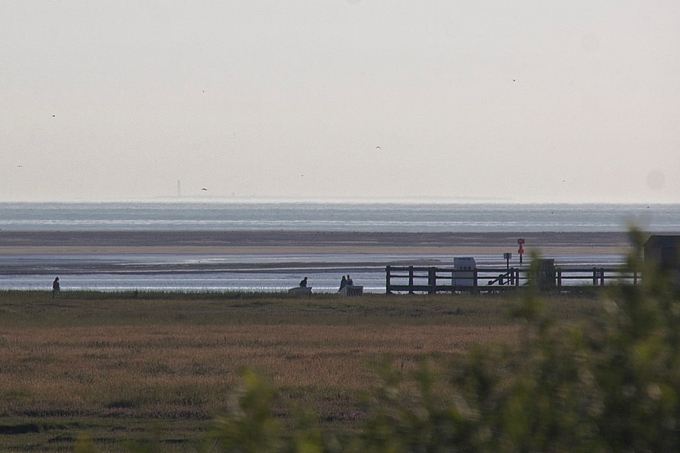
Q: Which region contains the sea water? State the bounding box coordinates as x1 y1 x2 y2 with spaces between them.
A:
1 201 679 232
0 202 678 292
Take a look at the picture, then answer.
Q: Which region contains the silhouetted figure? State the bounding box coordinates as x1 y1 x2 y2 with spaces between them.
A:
346 274 354 286
339 275 347 291
299 277 308 287
52 277 60 298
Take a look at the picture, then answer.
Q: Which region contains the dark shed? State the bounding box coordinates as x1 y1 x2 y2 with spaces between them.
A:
644 235 680 271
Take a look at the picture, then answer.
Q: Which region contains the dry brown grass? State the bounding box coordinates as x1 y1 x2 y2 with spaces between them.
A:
0 290 603 451
0 323 519 417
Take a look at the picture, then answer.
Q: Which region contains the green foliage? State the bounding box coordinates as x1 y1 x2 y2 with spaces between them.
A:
361 357 477 453
206 368 283 453
75 434 97 453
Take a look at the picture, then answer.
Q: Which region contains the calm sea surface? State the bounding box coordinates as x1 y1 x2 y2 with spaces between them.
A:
1 202 678 293
1 201 679 232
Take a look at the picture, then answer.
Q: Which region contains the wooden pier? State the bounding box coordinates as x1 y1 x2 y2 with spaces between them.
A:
385 265 639 294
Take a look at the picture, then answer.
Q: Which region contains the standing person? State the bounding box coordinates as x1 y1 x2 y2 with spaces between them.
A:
339 275 347 292
346 275 353 286
52 277 60 298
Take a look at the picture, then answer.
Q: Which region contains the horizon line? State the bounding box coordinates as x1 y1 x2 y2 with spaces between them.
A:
0 196 678 205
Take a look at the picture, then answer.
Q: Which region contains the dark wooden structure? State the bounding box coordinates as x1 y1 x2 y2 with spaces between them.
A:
385 265 638 294
644 235 680 269
644 235 680 283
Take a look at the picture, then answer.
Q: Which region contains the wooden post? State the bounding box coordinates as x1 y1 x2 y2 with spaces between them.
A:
408 266 414 295
473 269 478 293
386 266 391 295
593 267 598 286
428 267 436 294
633 271 638 286
515 269 520 287
600 268 605 286
557 268 562 288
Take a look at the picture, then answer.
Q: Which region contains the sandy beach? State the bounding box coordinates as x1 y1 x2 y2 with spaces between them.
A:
0 230 632 256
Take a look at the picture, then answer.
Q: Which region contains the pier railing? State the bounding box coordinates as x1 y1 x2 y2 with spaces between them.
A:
385 265 639 294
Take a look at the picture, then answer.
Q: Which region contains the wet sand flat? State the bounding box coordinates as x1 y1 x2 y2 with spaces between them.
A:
0 230 631 256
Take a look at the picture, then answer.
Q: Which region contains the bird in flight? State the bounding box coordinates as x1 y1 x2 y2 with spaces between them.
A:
375 145 381 149
201 188 207 191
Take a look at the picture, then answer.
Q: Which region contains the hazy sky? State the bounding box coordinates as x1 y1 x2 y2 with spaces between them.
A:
2 1 679 202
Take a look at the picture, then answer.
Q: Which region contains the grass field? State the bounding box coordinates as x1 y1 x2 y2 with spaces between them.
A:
0 290 605 452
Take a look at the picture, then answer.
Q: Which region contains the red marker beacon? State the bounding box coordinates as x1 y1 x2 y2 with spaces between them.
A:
517 238 525 264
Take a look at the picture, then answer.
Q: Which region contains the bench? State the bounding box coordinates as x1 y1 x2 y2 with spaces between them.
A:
339 285 363 297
